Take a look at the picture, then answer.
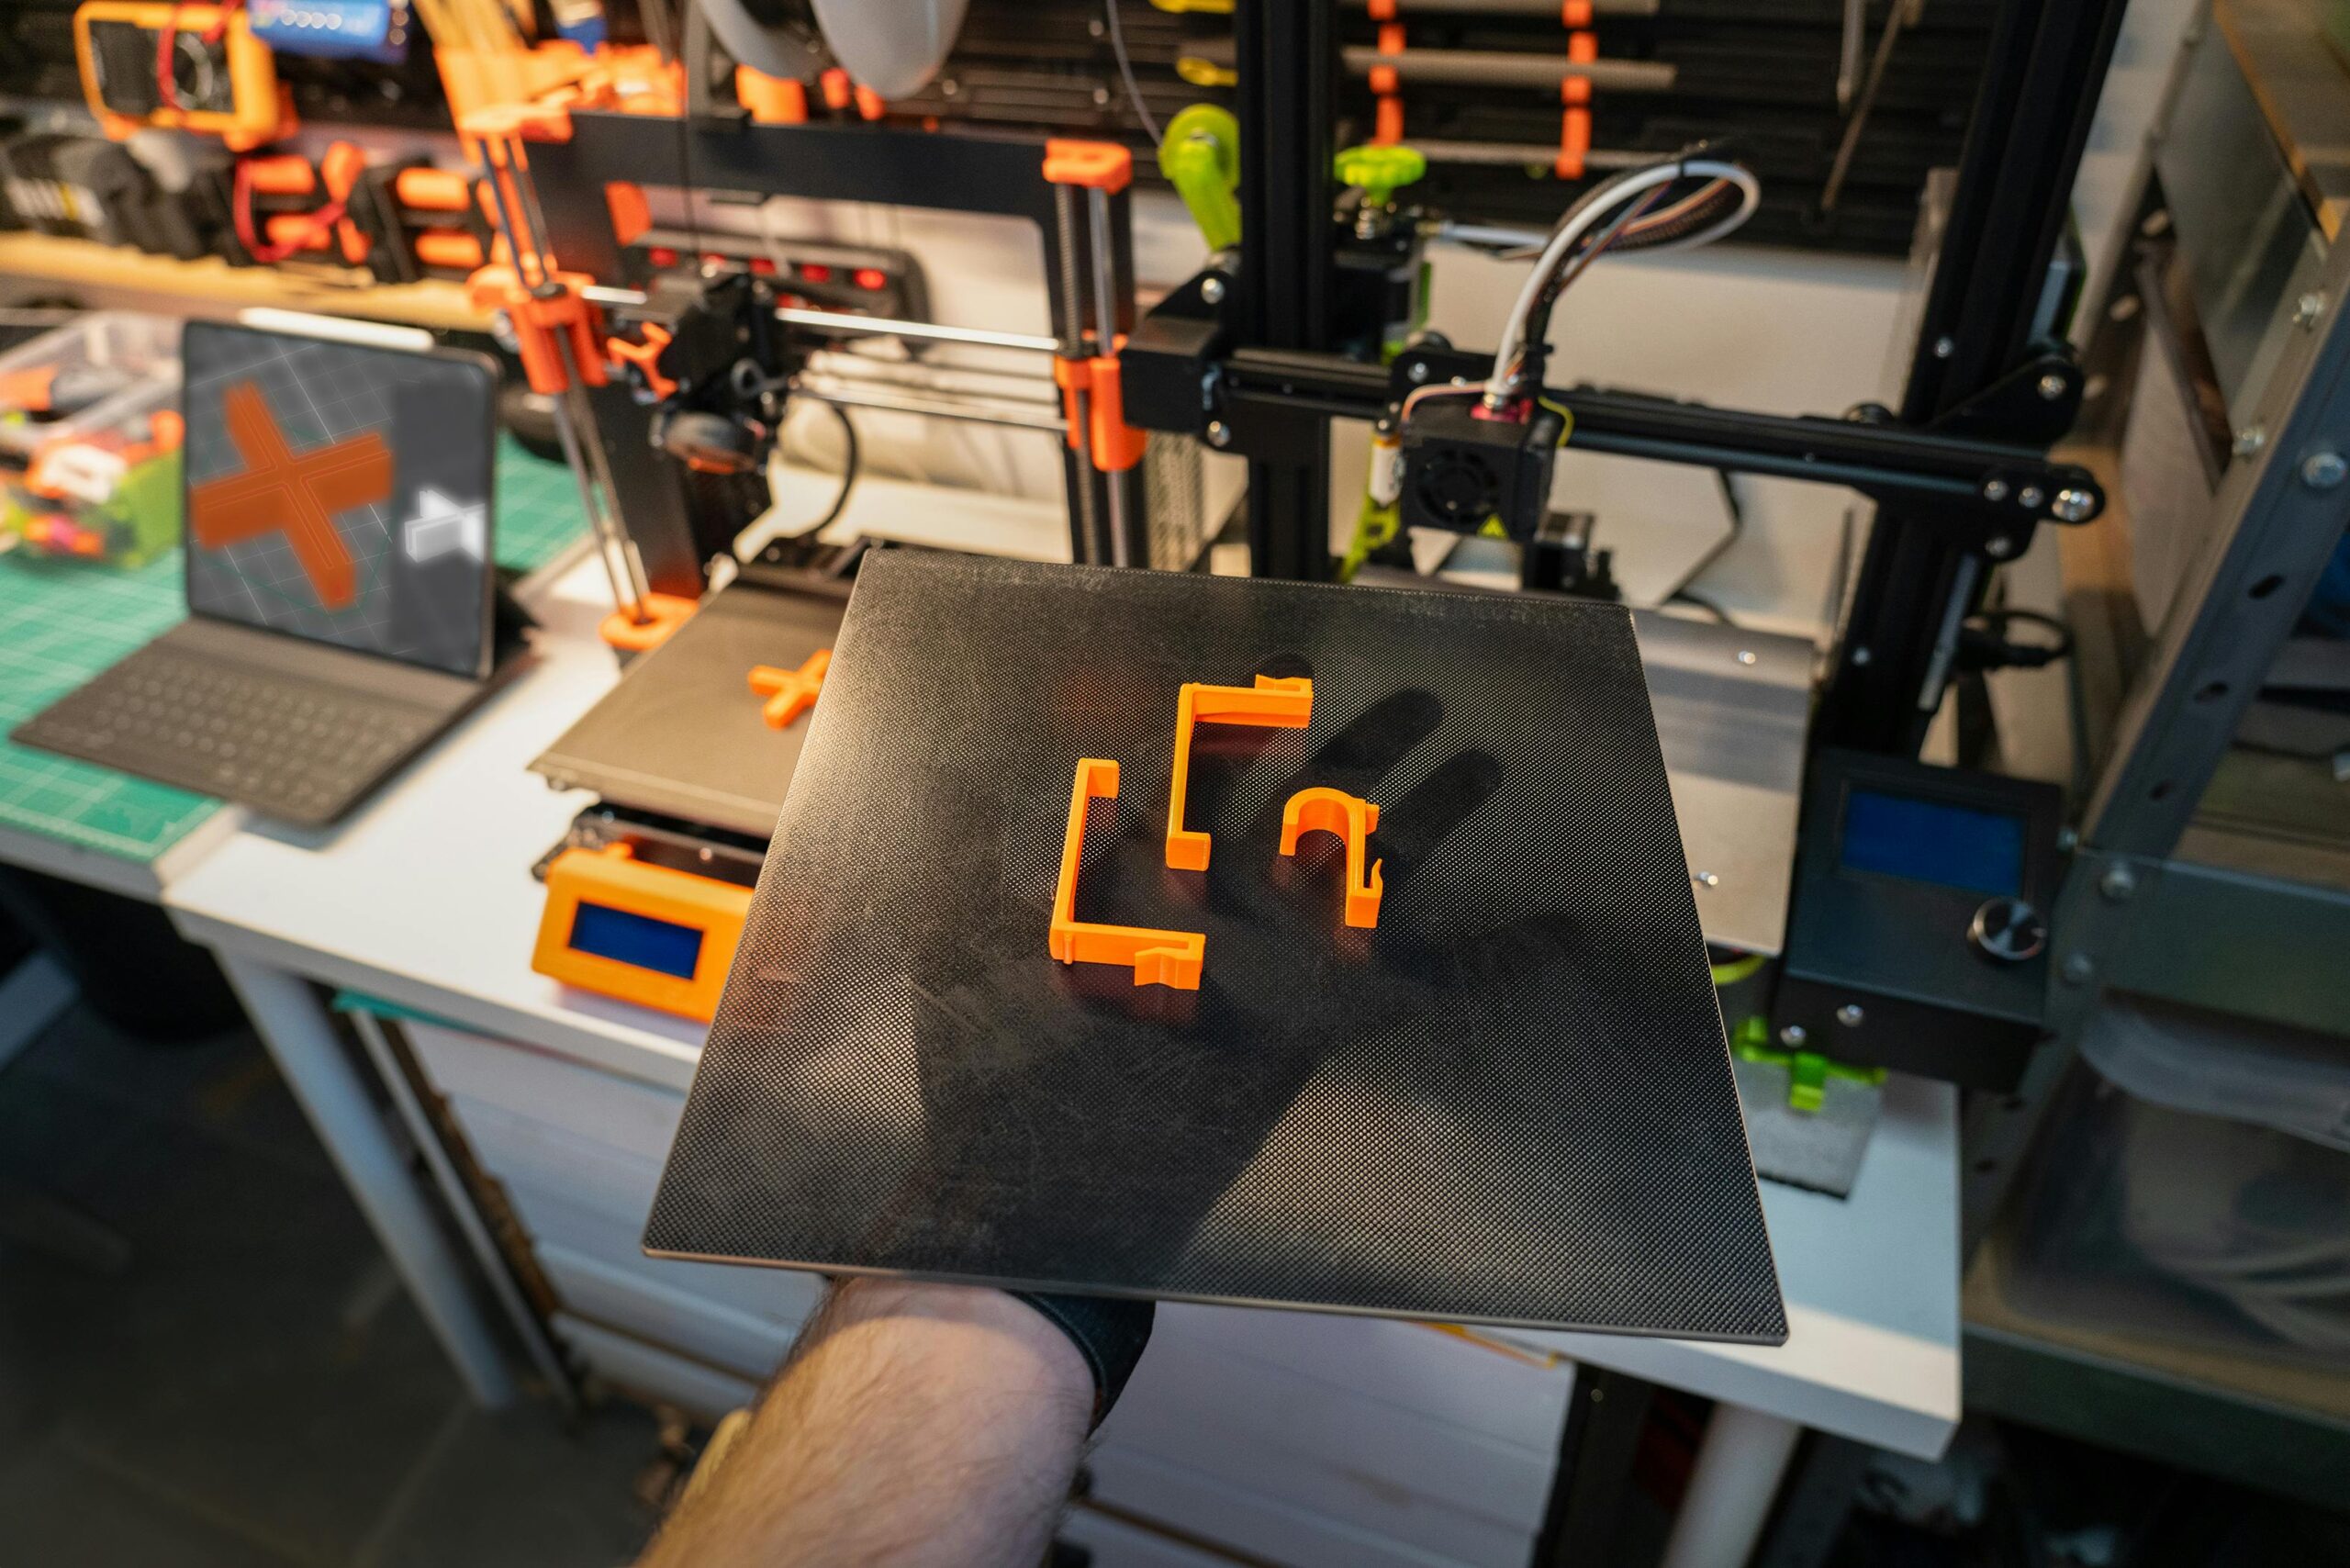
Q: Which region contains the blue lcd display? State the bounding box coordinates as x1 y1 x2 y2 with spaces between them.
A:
1838 788 2024 896
568 902 705 979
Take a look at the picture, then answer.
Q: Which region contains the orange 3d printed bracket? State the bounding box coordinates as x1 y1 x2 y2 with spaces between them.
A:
1280 787 1384 929
1166 675 1314 871
1051 758 1206 990
749 649 831 729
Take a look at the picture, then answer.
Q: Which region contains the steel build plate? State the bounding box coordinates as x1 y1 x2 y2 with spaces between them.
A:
530 577 846 837
646 552 1785 1340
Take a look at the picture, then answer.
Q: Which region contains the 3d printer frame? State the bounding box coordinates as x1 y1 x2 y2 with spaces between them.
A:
1124 0 2132 764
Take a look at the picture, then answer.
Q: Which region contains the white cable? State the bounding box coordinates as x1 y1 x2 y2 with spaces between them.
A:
1483 158 1759 406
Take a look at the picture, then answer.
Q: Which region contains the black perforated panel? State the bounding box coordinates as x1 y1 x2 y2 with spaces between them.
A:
646 553 1785 1341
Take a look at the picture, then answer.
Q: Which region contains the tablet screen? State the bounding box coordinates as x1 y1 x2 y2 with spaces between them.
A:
182 320 498 679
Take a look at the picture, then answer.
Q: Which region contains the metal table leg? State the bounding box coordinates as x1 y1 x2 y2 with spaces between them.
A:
214 952 515 1406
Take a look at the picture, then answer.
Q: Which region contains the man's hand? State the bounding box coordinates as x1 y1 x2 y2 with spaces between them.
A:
637 1280 1095 1568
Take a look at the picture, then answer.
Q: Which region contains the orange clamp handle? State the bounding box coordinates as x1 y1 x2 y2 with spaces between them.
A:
747 648 831 728
1050 759 1206 990
1167 675 1314 871
1280 787 1384 929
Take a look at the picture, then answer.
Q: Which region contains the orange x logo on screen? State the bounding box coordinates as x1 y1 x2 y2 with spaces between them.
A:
189 381 393 610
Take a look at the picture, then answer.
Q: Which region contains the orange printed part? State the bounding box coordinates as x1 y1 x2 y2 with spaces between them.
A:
466 266 608 394
609 321 677 399
599 592 698 652
605 180 652 245
1561 0 1593 25
1084 355 1146 471
396 166 475 211
1375 96 1404 144
1043 139 1133 194
1051 759 1206 991
319 142 372 263
748 648 831 729
1557 32 1596 179
1167 675 1314 871
532 844 753 1022
1556 106 1590 179
1368 0 1397 17
189 381 389 610
460 101 575 144
735 66 808 124
0 365 59 411
854 84 885 120
414 230 486 270
821 68 853 111
1280 787 1384 929
263 212 332 252
244 155 317 196
1051 353 1147 471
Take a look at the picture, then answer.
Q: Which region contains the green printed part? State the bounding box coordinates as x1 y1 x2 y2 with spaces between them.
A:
1731 1016 1887 1114
1335 143 1427 207
1160 105 1242 251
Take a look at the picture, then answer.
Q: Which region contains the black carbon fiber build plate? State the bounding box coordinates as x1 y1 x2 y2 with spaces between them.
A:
645 553 1785 1341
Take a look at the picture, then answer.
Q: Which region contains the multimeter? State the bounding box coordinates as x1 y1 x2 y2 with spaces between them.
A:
74 2 292 151
1771 749 2065 1091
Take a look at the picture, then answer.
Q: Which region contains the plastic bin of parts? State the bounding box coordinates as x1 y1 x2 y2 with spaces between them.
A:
2005 992 2350 1370
0 311 182 564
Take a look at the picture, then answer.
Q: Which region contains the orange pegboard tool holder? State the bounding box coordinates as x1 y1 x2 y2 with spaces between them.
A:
532 844 753 1022
1043 139 1133 195
1280 787 1385 929
1557 30 1597 179
1051 759 1207 991
1166 675 1315 871
747 649 831 729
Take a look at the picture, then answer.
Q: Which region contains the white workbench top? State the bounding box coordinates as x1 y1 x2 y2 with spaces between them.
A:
164 550 1959 1461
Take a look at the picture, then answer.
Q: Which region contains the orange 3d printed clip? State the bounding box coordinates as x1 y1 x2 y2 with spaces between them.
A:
1166 675 1314 871
1051 758 1206 990
1280 787 1384 929
748 649 830 729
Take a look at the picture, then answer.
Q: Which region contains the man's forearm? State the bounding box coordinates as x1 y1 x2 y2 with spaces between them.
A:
637 1279 1095 1568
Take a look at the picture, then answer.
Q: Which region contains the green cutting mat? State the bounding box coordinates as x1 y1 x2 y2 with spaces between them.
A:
0 435 586 866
